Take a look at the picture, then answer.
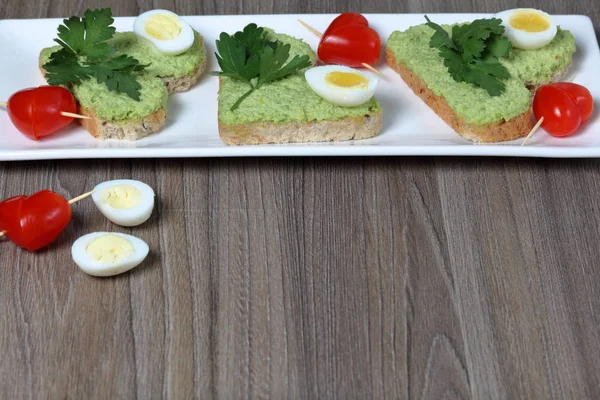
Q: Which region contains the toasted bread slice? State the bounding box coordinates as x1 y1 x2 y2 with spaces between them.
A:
386 24 576 143
217 29 383 145
386 49 534 143
39 62 168 141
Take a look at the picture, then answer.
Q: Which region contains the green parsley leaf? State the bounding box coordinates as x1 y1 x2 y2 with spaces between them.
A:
55 9 115 61
483 34 513 59
438 47 468 82
44 48 91 86
43 8 147 100
258 43 312 86
424 16 455 50
211 23 312 111
424 16 513 96
233 23 268 57
214 32 260 82
464 62 507 97
91 66 144 101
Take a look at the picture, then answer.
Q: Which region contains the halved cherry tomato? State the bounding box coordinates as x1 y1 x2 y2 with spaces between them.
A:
318 25 381 67
322 12 368 37
6 86 76 140
0 190 71 251
533 83 594 137
551 82 594 122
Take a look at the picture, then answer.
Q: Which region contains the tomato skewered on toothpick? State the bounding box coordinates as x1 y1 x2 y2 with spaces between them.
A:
522 81 594 145
0 189 95 251
0 86 89 140
298 15 383 75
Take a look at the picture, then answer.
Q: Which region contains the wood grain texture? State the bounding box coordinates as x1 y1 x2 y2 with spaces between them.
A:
1 0 600 399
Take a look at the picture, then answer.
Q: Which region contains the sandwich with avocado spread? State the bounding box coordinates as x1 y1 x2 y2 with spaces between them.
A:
39 8 206 140
213 24 382 145
386 9 576 143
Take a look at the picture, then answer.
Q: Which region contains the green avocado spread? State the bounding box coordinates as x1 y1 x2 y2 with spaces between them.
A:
41 31 205 79
110 31 204 78
40 30 203 120
73 77 168 121
218 30 381 125
506 29 576 85
386 24 576 126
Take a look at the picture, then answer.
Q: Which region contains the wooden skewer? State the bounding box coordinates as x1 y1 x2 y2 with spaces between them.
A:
0 101 90 119
0 189 97 237
521 117 545 146
297 19 384 76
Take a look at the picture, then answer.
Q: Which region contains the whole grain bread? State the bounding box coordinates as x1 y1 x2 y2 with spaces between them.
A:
162 44 207 94
78 106 166 140
219 112 383 145
385 48 535 143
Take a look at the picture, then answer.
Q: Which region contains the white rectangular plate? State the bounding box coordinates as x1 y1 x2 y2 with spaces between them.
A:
0 13 599 160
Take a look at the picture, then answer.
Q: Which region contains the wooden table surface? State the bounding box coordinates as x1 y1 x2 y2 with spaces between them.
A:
2 0 600 398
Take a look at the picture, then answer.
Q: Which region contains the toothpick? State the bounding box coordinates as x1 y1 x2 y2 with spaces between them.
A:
521 117 544 146
60 111 91 120
1 101 89 119
297 19 383 76
0 189 96 237
68 189 97 204
361 63 384 76
568 74 577 83
298 19 323 38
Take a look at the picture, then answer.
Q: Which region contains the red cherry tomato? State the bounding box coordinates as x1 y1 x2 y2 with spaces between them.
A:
533 84 582 137
551 82 594 122
318 25 381 67
0 190 71 251
6 86 76 140
322 12 369 37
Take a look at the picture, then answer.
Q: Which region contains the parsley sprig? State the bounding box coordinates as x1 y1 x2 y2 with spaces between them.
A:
425 16 513 96
43 8 148 101
211 24 312 111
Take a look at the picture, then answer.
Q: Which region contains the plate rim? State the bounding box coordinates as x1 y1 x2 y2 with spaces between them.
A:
0 13 598 160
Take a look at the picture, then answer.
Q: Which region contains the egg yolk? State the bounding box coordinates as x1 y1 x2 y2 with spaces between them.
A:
86 234 136 265
325 71 369 89
144 14 182 40
100 185 142 209
509 10 550 32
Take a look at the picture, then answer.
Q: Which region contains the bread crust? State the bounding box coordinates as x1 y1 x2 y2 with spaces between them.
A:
77 106 166 140
218 112 383 145
385 48 535 143
161 43 207 94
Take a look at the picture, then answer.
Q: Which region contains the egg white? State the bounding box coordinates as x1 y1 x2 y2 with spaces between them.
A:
92 179 155 227
134 9 195 55
305 65 379 107
72 232 149 277
496 8 557 50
